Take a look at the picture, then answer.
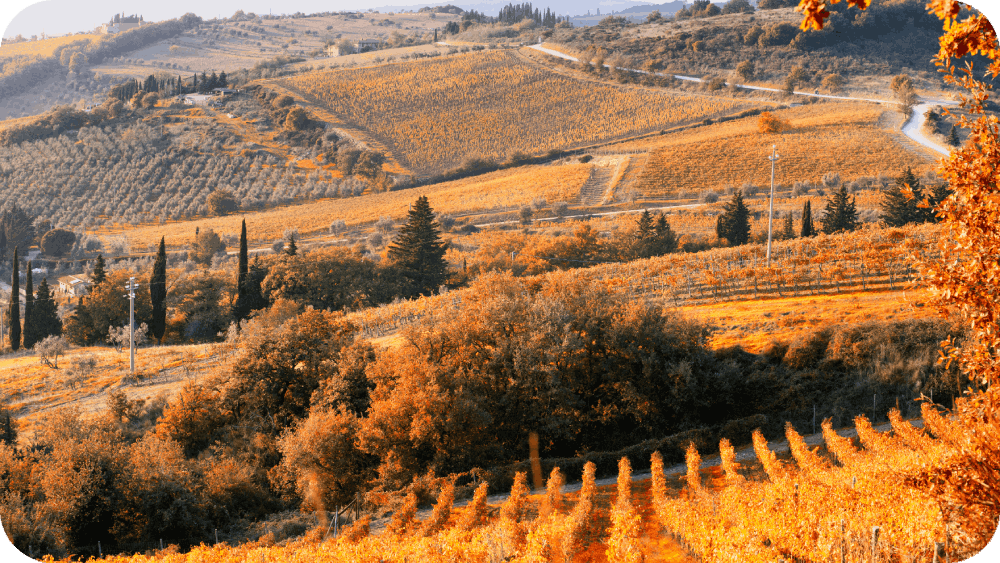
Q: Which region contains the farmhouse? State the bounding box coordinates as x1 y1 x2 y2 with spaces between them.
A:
356 38 384 52
57 274 91 297
99 22 142 34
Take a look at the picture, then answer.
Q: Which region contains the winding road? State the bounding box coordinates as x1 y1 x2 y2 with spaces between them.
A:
529 43 956 156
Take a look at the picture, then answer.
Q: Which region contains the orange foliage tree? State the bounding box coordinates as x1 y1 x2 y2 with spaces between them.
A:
798 0 1000 552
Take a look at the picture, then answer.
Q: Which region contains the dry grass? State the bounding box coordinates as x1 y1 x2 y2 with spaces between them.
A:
276 49 756 175
678 287 937 353
0 34 99 59
0 343 226 441
621 102 935 197
97 162 593 249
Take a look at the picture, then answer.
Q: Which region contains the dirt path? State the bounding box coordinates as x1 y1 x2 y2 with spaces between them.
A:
529 43 956 156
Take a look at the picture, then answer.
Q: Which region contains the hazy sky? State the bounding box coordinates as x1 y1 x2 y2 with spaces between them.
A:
3 0 434 37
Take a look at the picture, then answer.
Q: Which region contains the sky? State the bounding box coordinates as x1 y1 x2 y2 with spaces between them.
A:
0 0 656 39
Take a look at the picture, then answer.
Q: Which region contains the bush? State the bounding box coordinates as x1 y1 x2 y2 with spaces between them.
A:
206 189 238 216
758 111 789 133
191 228 226 265
40 229 76 257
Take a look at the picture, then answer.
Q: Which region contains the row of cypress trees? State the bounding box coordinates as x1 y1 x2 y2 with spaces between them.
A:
6 248 62 352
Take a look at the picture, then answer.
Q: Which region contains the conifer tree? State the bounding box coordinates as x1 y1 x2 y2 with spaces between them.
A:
92 254 107 286
8 248 19 351
715 190 751 246
948 125 960 147
388 196 449 296
149 237 167 344
781 212 796 240
285 234 298 256
22 262 36 349
800 200 815 237
881 167 926 227
232 219 254 323
32 278 61 340
821 185 859 234
635 209 653 240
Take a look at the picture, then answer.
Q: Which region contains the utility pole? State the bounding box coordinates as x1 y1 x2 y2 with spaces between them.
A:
125 276 136 375
766 144 780 267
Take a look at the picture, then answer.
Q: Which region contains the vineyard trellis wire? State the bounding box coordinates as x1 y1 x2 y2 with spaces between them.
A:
347 223 942 338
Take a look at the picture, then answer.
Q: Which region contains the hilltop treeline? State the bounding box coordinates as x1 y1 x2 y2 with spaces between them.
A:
0 13 201 100
0 265 963 557
552 0 947 82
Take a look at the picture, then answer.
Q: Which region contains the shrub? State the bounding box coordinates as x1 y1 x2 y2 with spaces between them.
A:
40 229 76 257
758 111 789 133
206 188 238 216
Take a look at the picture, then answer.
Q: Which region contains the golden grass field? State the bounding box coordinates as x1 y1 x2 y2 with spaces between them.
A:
98 162 593 249
0 343 225 441
0 34 99 59
275 49 758 175
622 102 935 196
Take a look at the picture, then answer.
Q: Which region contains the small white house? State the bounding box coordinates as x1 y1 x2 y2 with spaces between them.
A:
182 94 214 106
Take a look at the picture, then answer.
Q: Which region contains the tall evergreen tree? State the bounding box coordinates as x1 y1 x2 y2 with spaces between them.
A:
232 220 253 323
821 185 859 234
881 167 926 227
948 125 960 147
781 212 796 240
8 248 19 351
285 234 298 256
635 209 654 240
388 196 449 296
32 278 61 340
150 237 167 344
22 262 36 349
92 254 107 286
715 190 751 246
926 182 952 223
0 204 35 260
800 200 815 237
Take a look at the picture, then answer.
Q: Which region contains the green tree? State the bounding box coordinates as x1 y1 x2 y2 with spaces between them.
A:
8 248 19 351
40 229 76 257
800 200 815 237
821 185 859 234
92 254 107 286
387 196 449 296
22 263 36 349
32 278 62 341
633 212 677 258
716 190 751 246
232 219 252 323
948 125 960 147
635 209 654 240
0 204 34 260
736 60 754 82
191 228 226 265
284 233 298 256
881 168 926 227
149 237 167 344
781 212 796 240
206 189 238 216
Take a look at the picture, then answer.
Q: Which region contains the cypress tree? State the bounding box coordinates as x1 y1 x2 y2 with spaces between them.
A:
821 185 859 234
285 234 298 256
387 196 449 296
232 220 252 323
22 262 35 349
948 125 960 147
715 190 751 246
150 237 167 344
800 200 815 237
92 254 107 286
8 248 19 351
33 278 61 340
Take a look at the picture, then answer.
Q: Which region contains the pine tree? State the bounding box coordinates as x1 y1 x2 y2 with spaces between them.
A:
32 278 61 340
218 70 228 88
22 262 36 349
715 190 751 246
881 167 925 227
388 196 449 296
285 234 298 256
8 248 19 351
635 209 654 240
821 185 859 234
926 182 952 223
92 254 107 286
149 237 167 344
800 200 815 237
948 125 960 147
